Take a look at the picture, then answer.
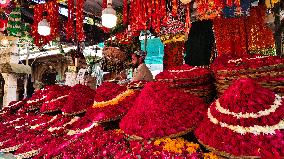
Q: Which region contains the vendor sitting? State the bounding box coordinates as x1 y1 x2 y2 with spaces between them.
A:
131 50 153 82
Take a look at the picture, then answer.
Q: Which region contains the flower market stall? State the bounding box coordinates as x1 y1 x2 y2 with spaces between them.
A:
0 0 283 158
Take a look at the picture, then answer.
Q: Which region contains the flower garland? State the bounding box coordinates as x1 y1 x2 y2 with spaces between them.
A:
128 0 167 34
208 107 284 135
48 116 80 132
216 94 282 119
123 0 128 25
93 89 135 108
246 5 275 55
213 17 247 57
163 41 185 70
65 0 75 40
30 115 58 129
76 0 85 42
31 1 59 46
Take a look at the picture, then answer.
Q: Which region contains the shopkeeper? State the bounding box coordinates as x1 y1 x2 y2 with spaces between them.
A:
117 50 153 83
131 50 153 82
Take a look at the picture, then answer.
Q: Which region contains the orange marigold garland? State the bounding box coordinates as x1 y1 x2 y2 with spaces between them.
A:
31 2 59 46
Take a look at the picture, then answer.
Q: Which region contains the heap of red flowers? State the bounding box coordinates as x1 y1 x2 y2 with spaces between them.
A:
195 78 284 158
120 82 207 139
156 64 215 103
211 55 284 96
40 85 70 113
94 82 126 102
61 84 95 115
24 85 57 111
86 82 140 123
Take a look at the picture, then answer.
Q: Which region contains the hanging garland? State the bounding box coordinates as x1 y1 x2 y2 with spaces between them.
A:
76 0 85 42
163 41 185 70
128 0 168 35
213 17 247 57
6 6 21 37
31 1 59 46
123 0 128 25
184 4 191 34
65 0 74 40
246 5 275 55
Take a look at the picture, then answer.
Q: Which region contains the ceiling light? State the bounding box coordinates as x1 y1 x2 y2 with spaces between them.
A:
38 18 51 36
101 0 117 28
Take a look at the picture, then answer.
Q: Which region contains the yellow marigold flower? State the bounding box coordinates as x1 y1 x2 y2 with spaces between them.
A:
204 152 219 159
93 89 135 108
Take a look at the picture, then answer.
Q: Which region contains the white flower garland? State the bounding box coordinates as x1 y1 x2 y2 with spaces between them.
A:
0 111 7 115
3 117 21 125
0 144 22 152
67 122 98 136
44 95 69 104
168 67 198 73
14 148 41 159
6 101 22 108
208 107 284 135
27 95 47 104
48 116 80 132
216 94 282 119
30 115 58 129
228 56 269 64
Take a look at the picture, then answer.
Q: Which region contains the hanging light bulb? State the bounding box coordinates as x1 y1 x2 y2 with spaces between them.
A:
101 0 117 28
1 36 8 45
38 18 51 36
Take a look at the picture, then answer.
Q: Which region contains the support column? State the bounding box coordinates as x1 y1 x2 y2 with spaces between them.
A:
2 73 18 107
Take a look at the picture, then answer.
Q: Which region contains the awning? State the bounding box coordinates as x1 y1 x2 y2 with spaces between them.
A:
0 63 31 74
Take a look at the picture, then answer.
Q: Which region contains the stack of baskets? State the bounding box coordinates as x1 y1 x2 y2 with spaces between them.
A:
155 64 215 103
211 55 284 97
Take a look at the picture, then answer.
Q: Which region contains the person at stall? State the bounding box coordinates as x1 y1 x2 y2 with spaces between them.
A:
117 50 153 84
131 50 153 82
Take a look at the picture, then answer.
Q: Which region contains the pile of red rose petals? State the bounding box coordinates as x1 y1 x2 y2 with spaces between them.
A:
40 85 70 113
61 84 96 115
86 82 140 123
120 82 207 139
195 78 284 158
156 64 215 103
